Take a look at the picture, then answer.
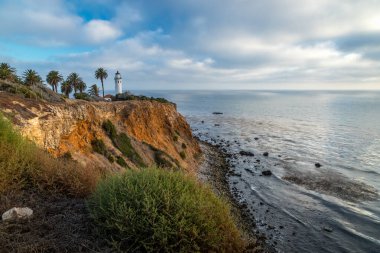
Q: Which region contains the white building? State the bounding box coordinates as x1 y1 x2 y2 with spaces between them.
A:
114 71 123 94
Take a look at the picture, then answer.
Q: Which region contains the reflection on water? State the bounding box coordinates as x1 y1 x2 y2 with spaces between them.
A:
134 90 380 252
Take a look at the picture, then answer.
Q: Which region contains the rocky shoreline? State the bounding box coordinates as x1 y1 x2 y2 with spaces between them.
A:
197 140 274 253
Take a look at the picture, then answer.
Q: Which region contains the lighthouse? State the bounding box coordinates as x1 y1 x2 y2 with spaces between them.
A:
114 71 122 94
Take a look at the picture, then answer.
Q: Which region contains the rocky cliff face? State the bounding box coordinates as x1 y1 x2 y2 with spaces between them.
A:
0 92 201 173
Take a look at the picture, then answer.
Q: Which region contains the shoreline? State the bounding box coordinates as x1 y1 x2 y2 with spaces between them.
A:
197 140 273 252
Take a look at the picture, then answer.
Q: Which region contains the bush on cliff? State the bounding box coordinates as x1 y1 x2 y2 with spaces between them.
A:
87 168 245 252
0 113 103 196
102 120 146 167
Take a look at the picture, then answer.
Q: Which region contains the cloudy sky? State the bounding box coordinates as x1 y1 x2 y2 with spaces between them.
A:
0 0 379 90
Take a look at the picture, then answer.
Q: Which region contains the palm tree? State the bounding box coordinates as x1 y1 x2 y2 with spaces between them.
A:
61 80 72 97
95 68 108 98
67 72 82 93
46 70 63 92
0 63 16 81
88 84 99 97
77 80 87 94
23 69 42 86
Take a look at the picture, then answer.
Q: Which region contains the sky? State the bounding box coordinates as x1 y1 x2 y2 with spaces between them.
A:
0 0 379 90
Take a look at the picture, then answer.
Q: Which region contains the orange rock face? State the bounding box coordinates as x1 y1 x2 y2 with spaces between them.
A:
0 92 201 173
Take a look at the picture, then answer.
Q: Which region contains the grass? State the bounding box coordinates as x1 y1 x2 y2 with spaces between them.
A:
0 80 40 99
87 168 245 252
0 113 104 197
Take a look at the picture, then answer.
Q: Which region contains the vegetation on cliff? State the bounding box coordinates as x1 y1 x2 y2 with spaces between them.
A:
0 113 103 197
102 120 146 167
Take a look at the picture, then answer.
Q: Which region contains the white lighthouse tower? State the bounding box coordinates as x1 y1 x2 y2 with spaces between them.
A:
114 71 122 94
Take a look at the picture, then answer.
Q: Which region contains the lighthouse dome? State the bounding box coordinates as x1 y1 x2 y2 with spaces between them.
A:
115 71 122 79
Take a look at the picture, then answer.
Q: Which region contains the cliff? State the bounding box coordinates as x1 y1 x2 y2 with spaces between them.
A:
0 91 201 173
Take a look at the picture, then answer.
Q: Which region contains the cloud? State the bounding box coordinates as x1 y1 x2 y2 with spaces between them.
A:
0 0 123 46
84 20 122 43
0 0 379 89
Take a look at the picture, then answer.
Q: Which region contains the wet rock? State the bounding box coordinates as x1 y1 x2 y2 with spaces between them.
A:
256 159 261 163
323 227 333 232
254 137 259 140
239 150 255 156
315 162 322 168
212 112 223 115
279 225 284 229
263 152 269 157
214 124 220 127
262 170 272 176
2 207 33 221
201 120 204 124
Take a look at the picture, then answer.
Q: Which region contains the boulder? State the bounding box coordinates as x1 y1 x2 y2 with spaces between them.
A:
2 207 33 221
315 163 322 168
262 170 272 176
263 152 269 157
239 151 255 156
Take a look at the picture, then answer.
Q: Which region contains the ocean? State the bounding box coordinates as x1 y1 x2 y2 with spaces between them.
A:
132 90 380 252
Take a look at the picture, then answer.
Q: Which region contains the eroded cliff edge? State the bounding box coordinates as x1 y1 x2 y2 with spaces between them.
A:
0 92 201 173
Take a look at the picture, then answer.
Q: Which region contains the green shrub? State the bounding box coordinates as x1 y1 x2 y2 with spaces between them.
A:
74 92 91 101
173 135 178 142
107 154 115 163
61 152 72 160
91 139 107 156
154 151 177 169
102 120 117 139
114 133 145 167
116 156 128 168
102 120 145 167
87 168 245 252
0 81 39 99
179 151 186 160
181 143 187 149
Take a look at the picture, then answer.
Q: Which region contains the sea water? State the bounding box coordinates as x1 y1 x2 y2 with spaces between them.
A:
133 90 380 253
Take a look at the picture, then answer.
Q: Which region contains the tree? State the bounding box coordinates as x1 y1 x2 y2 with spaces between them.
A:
0 63 16 81
23 69 42 86
61 80 72 97
95 68 108 98
46 70 63 92
67 72 82 94
88 84 100 97
77 80 87 94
